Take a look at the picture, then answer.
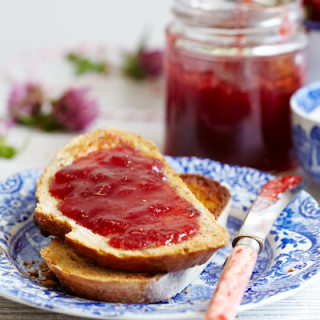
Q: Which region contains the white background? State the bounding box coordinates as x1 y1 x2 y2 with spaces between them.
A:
0 0 173 108
0 0 172 52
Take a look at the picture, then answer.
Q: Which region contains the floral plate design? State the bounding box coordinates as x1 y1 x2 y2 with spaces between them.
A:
0 157 320 319
291 81 320 182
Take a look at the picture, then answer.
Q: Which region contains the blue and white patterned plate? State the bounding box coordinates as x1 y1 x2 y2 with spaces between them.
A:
291 81 320 182
1 157 320 319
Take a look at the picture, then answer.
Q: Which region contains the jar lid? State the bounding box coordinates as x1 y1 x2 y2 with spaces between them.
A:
172 0 303 29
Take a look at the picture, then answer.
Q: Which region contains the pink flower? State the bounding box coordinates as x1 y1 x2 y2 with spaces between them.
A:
7 82 43 121
51 87 99 132
138 50 163 78
123 47 164 80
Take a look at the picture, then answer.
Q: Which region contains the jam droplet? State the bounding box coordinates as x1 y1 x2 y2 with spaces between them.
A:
49 146 200 250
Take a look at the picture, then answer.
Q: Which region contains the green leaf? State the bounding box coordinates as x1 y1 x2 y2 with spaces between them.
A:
36 114 63 132
18 115 39 126
122 55 145 80
0 145 16 158
0 138 17 159
67 53 106 75
42 119 63 132
18 114 62 132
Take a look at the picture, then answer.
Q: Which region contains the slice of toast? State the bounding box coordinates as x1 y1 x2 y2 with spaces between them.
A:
34 128 229 273
40 174 231 303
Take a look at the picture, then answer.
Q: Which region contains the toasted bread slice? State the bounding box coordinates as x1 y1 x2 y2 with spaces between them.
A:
40 174 231 303
180 173 230 227
34 128 229 273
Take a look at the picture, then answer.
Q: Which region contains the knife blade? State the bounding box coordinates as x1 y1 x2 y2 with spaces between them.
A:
204 175 306 320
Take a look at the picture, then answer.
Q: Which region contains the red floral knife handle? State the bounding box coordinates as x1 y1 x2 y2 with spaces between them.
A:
204 238 259 320
204 175 305 320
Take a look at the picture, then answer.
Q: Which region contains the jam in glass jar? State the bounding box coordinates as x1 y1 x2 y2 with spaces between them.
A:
164 0 308 172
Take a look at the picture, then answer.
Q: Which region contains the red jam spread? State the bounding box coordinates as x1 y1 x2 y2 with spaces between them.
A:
260 175 302 200
254 175 302 211
49 146 200 250
164 34 306 172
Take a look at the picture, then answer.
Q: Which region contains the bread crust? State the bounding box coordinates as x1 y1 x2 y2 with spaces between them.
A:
35 128 229 273
41 238 218 303
180 174 231 227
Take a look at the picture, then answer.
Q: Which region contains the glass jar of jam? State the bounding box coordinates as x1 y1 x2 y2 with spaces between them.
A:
164 0 308 172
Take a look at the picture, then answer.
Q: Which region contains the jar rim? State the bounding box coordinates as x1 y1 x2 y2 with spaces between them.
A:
172 0 304 29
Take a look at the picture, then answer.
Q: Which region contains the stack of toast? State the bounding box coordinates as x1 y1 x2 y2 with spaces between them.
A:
34 128 231 303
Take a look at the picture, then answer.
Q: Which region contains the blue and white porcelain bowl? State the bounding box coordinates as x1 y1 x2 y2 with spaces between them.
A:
291 81 320 182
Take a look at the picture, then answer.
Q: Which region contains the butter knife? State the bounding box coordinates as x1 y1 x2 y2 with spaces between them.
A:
204 175 306 320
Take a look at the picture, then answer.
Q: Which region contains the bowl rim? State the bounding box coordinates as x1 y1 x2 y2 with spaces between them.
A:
290 81 320 124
